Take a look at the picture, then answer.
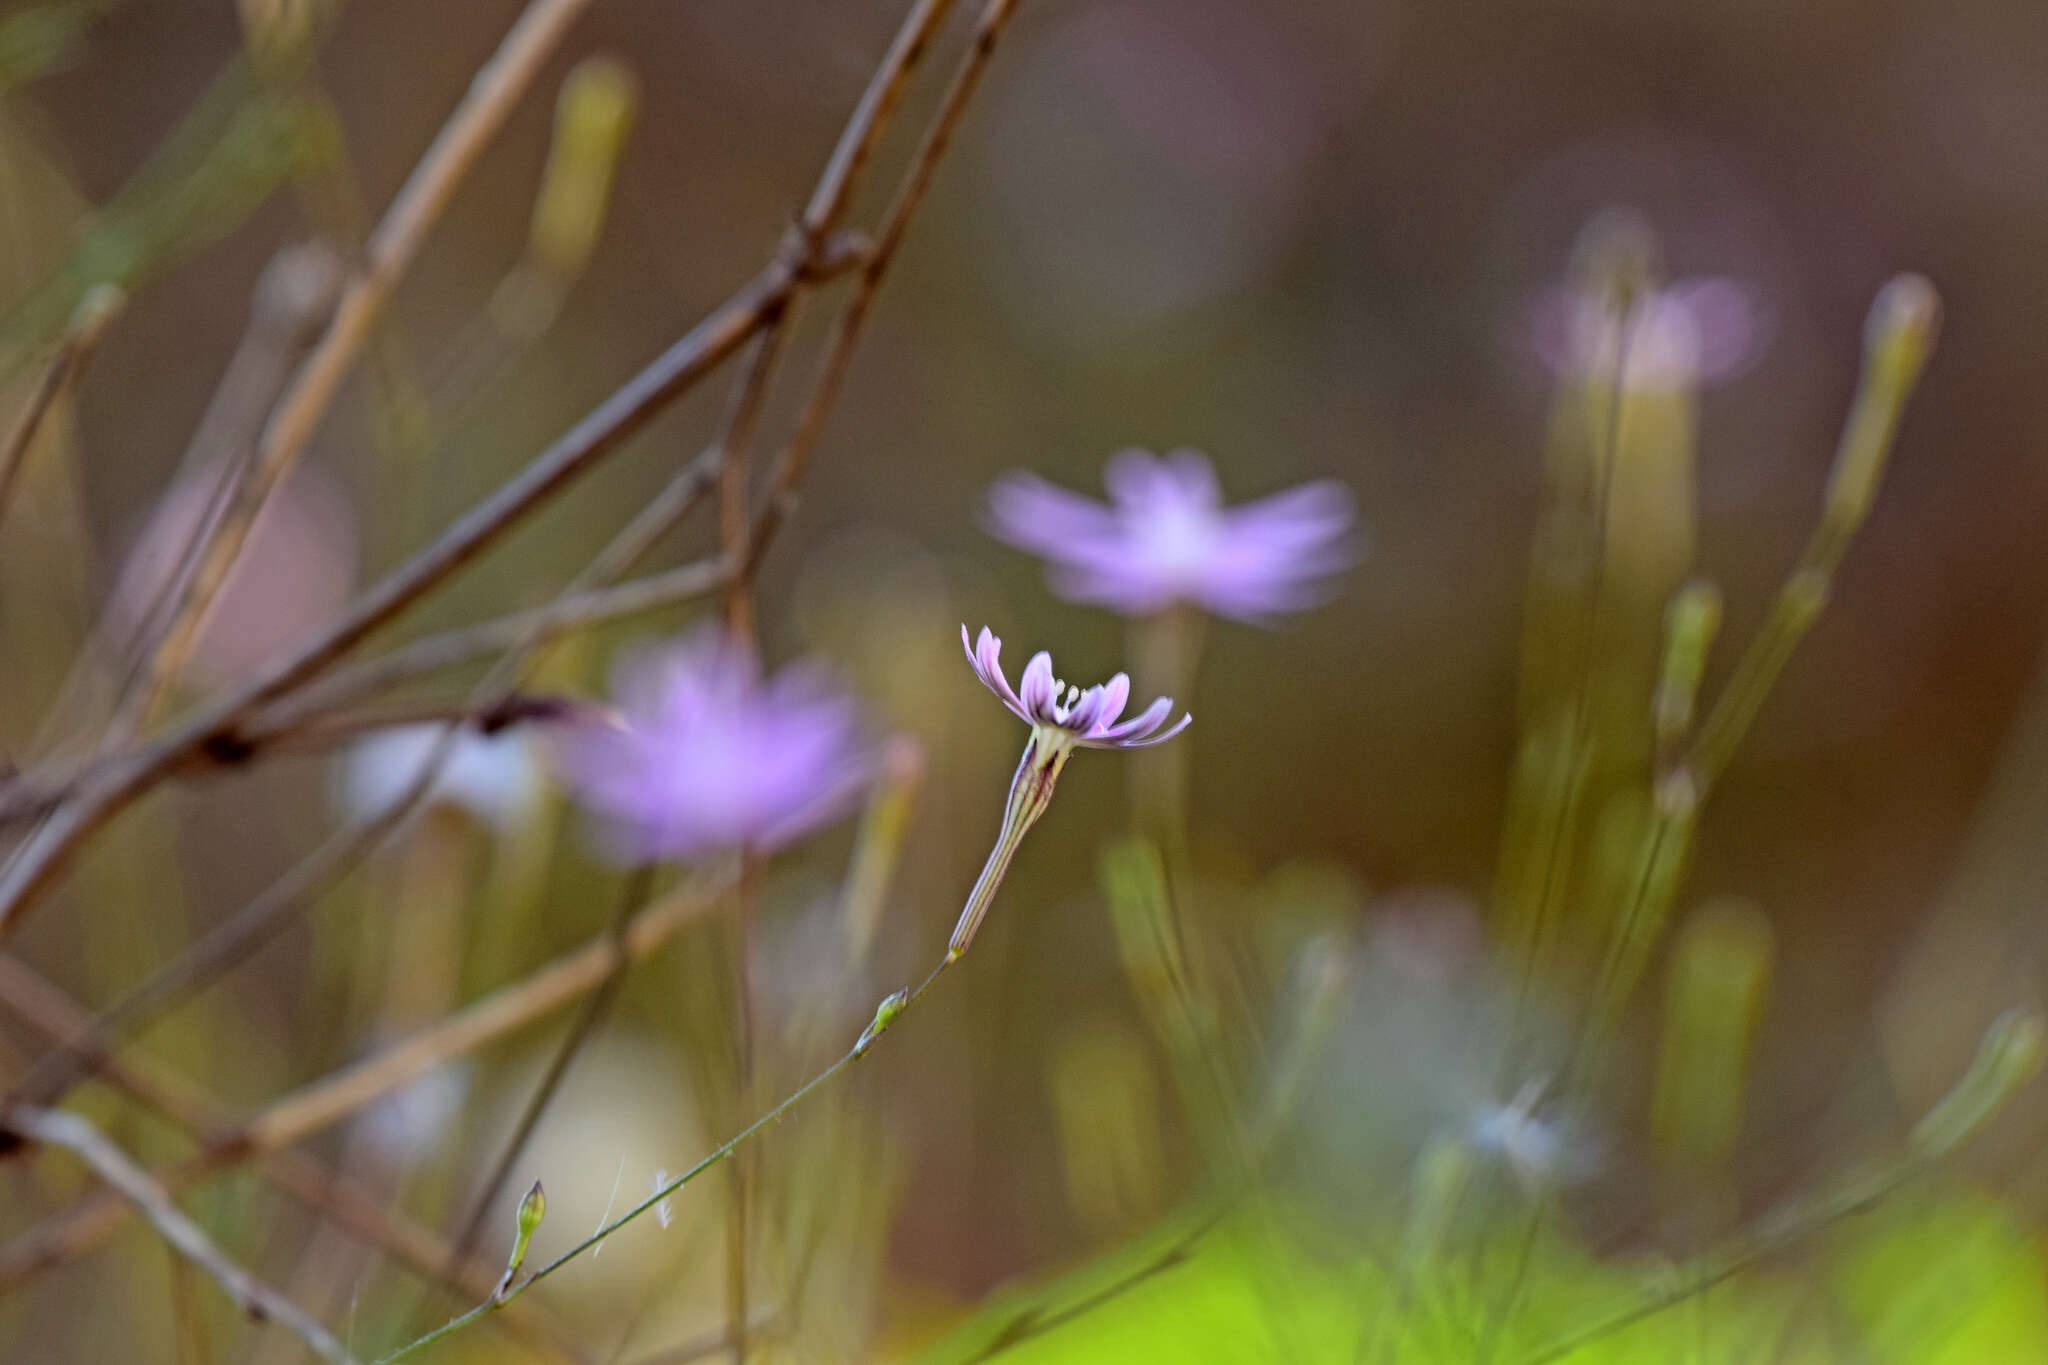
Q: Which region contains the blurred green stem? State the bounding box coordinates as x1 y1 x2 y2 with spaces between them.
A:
1129 605 1204 869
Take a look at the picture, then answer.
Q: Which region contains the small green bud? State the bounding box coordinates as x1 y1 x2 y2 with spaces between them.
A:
855 989 910 1057
517 1179 546 1238
1404 1137 1475 1268
1824 275 1941 536
1654 579 1722 752
527 56 639 280
496 1179 546 1300
1863 273 1941 397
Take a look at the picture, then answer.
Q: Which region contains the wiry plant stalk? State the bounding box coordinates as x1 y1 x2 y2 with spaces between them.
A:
4 1107 364 1365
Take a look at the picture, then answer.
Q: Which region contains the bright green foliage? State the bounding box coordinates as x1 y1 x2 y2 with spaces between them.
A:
915 1189 2048 1365
1830 1192 2048 1365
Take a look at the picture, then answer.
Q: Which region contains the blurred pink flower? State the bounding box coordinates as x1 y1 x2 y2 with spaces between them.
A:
985 448 1357 624
1530 276 1766 391
110 461 358 689
555 627 871 863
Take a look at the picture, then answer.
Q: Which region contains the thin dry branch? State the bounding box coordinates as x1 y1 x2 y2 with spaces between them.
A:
0 956 592 1363
746 0 1022 577
0 0 928 934
266 555 729 717
0 558 728 827
0 4 1019 1288
0 286 122 528
0 242 849 938
0 867 735 1286
2 1106 362 1365
84 242 345 740
130 0 598 726
244 866 732 1153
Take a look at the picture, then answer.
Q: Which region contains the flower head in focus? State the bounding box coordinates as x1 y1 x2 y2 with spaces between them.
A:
985 448 1356 624
1530 276 1767 392
963 625 1189 754
948 626 1189 960
554 626 871 862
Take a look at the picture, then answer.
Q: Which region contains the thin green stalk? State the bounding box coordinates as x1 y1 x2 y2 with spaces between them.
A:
1686 276 1937 793
1518 1008 2040 1365
373 957 954 1365
432 866 651 1294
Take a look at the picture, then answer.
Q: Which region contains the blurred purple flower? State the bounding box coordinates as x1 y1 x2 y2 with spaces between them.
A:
1530 276 1766 391
555 627 871 862
949 626 1189 959
986 448 1356 624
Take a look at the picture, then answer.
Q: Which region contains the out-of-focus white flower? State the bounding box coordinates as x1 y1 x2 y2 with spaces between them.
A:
334 723 546 832
1467 1076 1604 1193
357 1065 469 1167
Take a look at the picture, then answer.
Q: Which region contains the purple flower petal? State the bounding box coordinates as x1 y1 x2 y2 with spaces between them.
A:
1019 651 1057 719
961 626 1189 752
1092 710 1193 749
1095 672 1131 730
1097 694 1174 742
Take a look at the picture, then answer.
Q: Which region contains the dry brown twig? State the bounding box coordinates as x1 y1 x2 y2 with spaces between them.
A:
3 1106 364 1365
0 230 845 940
0 866 735 1288
0 557 730 826
1 2 1026 1356
126 0 599 731
80 242 347 744
0 286 124 529
745 0 1021 579
0 0 1000 1054
0 956 593 1364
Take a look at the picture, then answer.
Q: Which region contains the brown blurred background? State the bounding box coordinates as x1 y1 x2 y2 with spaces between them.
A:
6 0 2048 1335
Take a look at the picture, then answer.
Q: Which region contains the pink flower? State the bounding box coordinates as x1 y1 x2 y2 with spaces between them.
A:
555 627 871 862
962 625 1189 750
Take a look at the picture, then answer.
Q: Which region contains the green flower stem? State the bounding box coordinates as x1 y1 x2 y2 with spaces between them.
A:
373 958 957 1365
1523 1007 2041 1365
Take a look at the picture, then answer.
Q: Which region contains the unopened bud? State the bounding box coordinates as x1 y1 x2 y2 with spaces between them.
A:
1654 580 1722 751
527 57 638 280
1825 275 1941 536
496 1179 547 1300
1863 274 1941 397
855 989 909 1057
